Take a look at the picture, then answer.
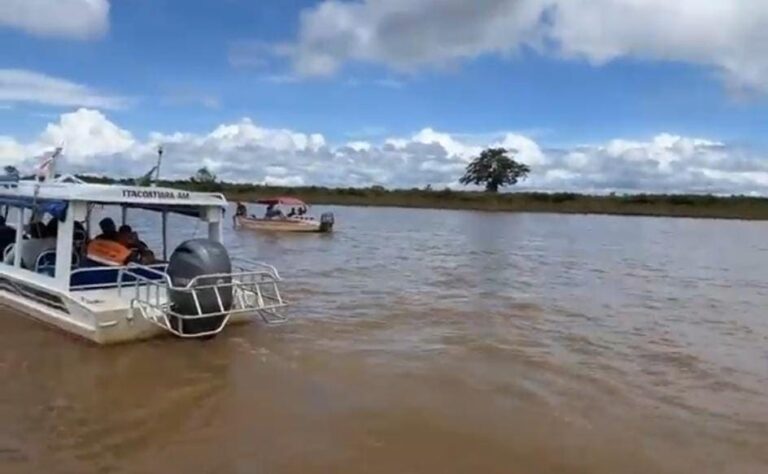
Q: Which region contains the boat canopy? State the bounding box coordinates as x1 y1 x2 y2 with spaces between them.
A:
0 181 226 218
256 196 307 207
0 196 68 220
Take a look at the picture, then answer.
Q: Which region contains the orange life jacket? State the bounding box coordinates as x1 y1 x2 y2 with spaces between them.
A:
87 239 133 266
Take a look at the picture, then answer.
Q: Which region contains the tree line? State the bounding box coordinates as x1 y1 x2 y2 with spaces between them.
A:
3 147 530 193
183 148 530 193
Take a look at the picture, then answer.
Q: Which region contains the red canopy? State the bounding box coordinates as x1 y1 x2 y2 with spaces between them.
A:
256 196 307 206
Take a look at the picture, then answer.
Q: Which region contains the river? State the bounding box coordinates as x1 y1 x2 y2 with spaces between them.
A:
1 206 767 473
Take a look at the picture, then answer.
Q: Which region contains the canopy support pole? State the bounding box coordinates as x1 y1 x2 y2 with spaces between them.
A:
13 207 24 267
161 211 168 261
54 204 76 290
85 204 92 239
121 206 127 226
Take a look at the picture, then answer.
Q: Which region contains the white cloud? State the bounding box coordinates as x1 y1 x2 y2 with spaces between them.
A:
37 108 135 164
0 136 27 165
276 0 768 92
493 133 548 167
285 0 544 76
264 175 305 187
546 0 768 92
206 119 326 152
0 0 109 40
0 69 129 109
345 141 372 152
412 128 481 159
2 108 768 195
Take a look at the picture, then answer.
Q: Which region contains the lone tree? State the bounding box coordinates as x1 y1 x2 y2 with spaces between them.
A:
460 148 530 193
192 166 216 183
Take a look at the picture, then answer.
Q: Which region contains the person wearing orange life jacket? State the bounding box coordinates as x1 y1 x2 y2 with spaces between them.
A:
95 218 118 241
117 225 156 264
86 239 133 266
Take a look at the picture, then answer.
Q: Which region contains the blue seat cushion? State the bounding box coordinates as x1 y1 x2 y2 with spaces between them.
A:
70 259 167 289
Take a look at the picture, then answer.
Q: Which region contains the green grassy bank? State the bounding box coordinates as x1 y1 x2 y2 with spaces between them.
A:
229 188 768 220
80 176 768 220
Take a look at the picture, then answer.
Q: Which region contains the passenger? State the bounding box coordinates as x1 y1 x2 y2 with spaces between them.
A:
235 202 247 217
95 218 118 241
45 218 58 238
287 207 296 218
264 204 283 219
116 225 131 247
0 216 16 256
73 220 86 239
117 225 144 248
86 239 130 266
27 221 46 239
117 225 155 264
136 247 156 265
298 206 306 216
72 220 88 257
5 221 56 269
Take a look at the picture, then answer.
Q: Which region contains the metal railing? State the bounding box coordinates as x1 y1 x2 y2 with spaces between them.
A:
69 263 168 290
120 258 287 338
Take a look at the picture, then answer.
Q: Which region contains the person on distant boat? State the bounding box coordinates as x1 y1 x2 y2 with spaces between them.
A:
287 207 296 218
234 201 248 227
95 217 118 241
0 216 16 256
265 203 283 219
298 206 306 216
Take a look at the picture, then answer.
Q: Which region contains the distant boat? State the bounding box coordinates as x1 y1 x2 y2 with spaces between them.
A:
234 196 335 233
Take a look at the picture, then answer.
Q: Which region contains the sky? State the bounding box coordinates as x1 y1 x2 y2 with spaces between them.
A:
1 0 768 193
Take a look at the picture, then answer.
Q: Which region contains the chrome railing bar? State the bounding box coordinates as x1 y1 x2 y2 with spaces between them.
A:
214 286 224 313
191 290 203 316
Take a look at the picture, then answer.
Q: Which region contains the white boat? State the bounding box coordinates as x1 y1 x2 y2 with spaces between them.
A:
0 164 287 344
234 196 335 233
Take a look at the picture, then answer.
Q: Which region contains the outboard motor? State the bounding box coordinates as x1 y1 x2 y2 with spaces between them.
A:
166 239 233 336
319 212 335 232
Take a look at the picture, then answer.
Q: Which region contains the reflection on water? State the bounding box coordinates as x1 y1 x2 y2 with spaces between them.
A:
1 206 768 473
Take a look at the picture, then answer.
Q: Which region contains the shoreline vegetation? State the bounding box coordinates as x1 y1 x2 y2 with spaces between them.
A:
80 176 768 220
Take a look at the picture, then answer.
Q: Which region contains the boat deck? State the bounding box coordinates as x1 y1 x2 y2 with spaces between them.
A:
72 286 161 312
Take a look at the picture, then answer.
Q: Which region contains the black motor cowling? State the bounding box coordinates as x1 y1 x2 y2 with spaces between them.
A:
319 212 335 232
166 239 233 336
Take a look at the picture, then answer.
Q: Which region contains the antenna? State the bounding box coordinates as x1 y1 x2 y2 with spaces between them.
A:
154 146 163 187
37 146 62 182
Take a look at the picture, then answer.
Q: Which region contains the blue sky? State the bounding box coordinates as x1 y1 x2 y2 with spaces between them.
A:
1 0 768 193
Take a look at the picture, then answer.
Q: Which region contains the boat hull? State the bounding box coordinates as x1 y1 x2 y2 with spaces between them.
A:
0 274 255 345
235 216 332 233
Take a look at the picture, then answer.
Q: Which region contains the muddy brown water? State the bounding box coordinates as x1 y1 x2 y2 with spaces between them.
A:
1 206 767 473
